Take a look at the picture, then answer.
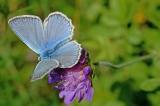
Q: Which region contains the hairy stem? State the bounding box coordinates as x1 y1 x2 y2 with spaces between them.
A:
93 54 154 69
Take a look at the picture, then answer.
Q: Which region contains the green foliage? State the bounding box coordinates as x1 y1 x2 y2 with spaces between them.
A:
0 0 160 106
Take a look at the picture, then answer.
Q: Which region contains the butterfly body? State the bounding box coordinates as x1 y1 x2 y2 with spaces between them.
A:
40 38 70 59
8 12 82 81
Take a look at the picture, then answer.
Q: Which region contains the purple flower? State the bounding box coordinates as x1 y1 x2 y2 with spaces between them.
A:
48 49 94 105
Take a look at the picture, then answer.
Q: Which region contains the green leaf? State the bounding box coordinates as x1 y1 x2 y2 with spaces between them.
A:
140 78 160 91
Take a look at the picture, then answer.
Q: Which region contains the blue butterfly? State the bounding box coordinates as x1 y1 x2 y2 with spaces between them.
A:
8 12 82 81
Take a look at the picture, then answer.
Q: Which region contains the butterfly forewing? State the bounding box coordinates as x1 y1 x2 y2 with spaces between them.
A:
8 16 44 54
43 12 74 50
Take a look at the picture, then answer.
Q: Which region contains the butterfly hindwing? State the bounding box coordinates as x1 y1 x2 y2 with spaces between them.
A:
53 41 82 68
31 59 59 81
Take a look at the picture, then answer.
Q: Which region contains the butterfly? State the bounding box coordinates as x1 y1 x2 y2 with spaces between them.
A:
8 12 82 81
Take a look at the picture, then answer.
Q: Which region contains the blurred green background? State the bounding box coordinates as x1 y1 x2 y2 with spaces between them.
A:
0 0 160 106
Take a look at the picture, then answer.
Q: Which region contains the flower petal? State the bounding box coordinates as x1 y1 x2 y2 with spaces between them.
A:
64 91 76 104
85 87 94 101
83 66 91 75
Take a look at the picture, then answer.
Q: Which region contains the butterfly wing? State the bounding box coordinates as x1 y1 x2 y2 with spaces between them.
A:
31 59 59 81
8 15 44 54
43 12 81 68
53 41 82 68
43 12 74 50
